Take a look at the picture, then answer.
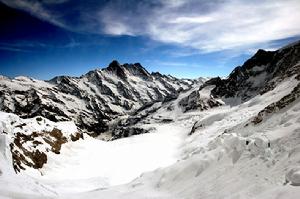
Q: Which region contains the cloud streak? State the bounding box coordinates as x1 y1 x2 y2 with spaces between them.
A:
2 0 300 54
100 0 300 53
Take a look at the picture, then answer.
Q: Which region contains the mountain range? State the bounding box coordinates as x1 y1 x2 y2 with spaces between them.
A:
0 60 201 139
0 40 300 199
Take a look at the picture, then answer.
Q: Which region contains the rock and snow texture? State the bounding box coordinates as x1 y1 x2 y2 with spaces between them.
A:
0 112 83 198
0 112 83 173
0 40 300 199
180 41 300 112
60 67 300 199
0 60 196 137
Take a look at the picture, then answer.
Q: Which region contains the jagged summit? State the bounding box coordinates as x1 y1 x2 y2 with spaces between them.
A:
179 40 300 112
105 60 153 81
204 41 300 100
242 49 274 69
0 60 196 137
124 62 152 81
49 61 181 85
107 60 121 69
106 60 127 79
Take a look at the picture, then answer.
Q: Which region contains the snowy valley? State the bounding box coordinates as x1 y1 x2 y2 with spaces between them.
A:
0 41 300 199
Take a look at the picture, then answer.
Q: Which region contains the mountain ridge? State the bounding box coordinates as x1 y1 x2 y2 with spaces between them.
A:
1 40 300 139
178 40 300 113
0 61 199 138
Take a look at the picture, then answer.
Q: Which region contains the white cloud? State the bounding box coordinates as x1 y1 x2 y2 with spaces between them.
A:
99 0 300 53
1 0 68 29
169 16 215 24
2 0 300 54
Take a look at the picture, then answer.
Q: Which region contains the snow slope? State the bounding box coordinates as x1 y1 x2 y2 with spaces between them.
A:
1 73 300 199
56 69 300 199
29 123 189 193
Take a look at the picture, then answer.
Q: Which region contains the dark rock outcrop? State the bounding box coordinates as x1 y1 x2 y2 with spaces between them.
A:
106 60 127 80
206 42 300 101
10 128 84 173
180 41 300 113
251 82 300 125
179 90 222 112
111 126 153 140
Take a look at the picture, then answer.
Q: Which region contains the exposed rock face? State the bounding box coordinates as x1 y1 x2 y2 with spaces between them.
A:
181 41 300 113
124 63 152 81
0 114 84 173
0 61 195 137
203 41 300 101
106 60 127 80
111 126 154 140
179 90 222 112
251 82 300 125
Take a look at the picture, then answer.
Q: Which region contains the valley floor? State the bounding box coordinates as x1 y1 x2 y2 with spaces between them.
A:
32 123 188 193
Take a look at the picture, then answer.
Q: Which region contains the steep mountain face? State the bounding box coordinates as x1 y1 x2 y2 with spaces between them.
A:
205 41 300 100
180 41 300 112
0 61 195 137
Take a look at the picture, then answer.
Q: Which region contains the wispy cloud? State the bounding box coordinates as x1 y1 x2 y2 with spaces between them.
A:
2 0 300 54
100 0 300 52
150 61 193 67
0 46 32 52
145 59 203 69
0 39 84 52
1 0 67 28
0 41 45 52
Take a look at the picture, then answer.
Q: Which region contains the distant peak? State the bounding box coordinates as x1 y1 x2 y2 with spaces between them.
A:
151 71 164 77
106 60 127 79
256 49 267 54
243 49 275 69
124 63 152 80
108 60 121 69
133 63 143 68
123 62 144 70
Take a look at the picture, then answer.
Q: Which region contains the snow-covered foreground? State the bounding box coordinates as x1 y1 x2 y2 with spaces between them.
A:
58 78 300 199
32 124 188 193
1 78 300 199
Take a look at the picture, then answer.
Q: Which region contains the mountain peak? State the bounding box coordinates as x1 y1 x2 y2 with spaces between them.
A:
124 62 152 81
106 60 127 79
107 60 122 71
242 49 275 70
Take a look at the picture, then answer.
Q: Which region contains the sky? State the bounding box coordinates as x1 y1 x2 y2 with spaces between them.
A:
0 0 300 80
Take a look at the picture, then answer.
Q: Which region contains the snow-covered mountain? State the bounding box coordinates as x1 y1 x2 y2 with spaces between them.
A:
176 41 300 116
200 40 300 104
1 40 300 199
0 60 199 138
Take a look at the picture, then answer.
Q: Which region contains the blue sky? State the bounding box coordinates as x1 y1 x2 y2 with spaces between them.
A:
0 0 300 80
